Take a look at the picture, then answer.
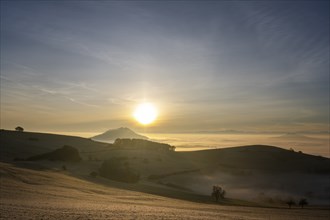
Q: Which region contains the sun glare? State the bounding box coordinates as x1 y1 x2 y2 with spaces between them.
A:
133 103 158 125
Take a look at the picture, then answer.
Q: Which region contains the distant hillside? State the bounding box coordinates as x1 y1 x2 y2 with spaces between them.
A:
92 127 148 142
1 130 330 205
178 145 330 173
271 133 321 141
27 145 82 162
0 129 109 161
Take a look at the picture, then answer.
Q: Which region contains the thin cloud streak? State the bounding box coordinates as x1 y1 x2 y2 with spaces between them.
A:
0 1 328 133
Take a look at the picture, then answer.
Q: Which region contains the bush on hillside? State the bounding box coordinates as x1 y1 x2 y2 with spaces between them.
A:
286 198 295 208
212 185 226 202
27 145 82 162
90 171 98 178
99 158 140 183
298 198 308 208
15 126 24 132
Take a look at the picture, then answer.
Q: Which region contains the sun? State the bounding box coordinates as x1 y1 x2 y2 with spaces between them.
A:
133 103 158 125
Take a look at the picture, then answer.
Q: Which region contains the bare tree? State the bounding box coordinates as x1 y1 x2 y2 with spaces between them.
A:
286 199 295 209
298 198 308 209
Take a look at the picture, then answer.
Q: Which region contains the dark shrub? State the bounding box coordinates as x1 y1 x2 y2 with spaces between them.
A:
15 126 24 132
212 185 226 202
286 199 296 208
90 171 98 178
27 145 82 162
299 198 308 208
99 158 140 183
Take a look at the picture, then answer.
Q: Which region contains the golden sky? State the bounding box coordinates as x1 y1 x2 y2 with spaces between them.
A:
1 1 329 134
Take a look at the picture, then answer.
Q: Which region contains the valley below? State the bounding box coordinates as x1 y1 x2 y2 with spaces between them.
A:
0 129 329 219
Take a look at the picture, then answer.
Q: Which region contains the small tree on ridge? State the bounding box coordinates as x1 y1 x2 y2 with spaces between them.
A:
286 199 295 209
299 198 308 209
212 185 226 202
15 126 24 132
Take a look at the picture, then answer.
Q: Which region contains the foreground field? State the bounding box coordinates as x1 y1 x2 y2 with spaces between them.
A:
1 162 329 220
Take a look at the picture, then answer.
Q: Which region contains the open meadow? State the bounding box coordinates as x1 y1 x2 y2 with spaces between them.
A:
1 162 330 220
1 130 329 219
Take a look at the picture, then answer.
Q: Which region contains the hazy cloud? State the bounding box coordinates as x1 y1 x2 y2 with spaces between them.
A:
1 1 328 133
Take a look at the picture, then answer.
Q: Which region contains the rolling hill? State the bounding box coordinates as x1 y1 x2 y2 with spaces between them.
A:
1 129 329 209
3 162 329 220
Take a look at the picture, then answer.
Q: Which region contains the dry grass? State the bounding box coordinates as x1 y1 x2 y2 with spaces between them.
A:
1 162 329 220
1 130 329 219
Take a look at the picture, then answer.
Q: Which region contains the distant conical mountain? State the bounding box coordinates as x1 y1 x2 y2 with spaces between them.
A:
92 127 148 141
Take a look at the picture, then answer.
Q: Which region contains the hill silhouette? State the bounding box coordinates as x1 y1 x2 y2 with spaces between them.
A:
1 129 329 206
178 145 329 173
0 130 108 162
92 127 148 142
27 145 82 162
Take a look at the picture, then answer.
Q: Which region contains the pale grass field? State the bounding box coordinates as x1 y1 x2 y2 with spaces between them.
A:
1 162 329 220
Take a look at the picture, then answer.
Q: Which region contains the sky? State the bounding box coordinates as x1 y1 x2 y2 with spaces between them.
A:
0 1 329 134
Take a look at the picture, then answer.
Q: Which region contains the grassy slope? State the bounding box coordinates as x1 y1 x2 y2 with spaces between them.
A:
1 130 330 206
2 130 328 171
0 130 110 161
178 145 330 172
1 162 329 220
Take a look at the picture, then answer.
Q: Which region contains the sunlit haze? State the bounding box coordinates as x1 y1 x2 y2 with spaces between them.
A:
1 2 330 217
0 1 329 135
